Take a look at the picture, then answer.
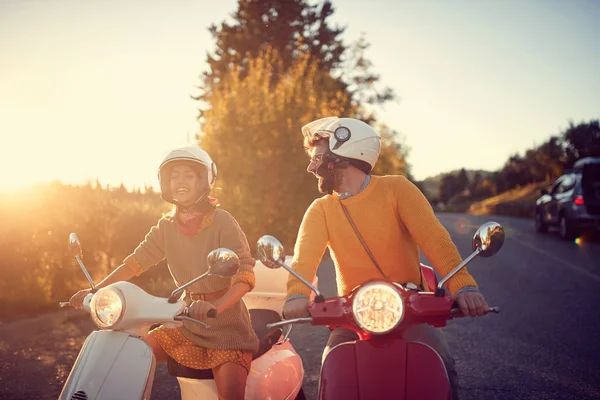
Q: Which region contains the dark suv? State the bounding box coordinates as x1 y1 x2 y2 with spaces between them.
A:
535 157 600 240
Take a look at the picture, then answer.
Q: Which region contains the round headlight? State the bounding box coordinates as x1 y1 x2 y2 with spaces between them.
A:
352 282 404 335
90 288 125 328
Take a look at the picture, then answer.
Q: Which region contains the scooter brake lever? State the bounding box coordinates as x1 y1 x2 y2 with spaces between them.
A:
176 308 210 328
266 317 312 331
174 315 210 329
59 302 71 308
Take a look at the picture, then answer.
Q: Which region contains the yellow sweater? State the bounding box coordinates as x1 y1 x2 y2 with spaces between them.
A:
287 175 478 298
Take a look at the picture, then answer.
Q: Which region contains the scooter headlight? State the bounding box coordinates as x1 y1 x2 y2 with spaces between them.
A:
352 282 404 335
90 288 125 328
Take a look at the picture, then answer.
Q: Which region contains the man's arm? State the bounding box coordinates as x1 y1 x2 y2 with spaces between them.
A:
395 178 489 316
395 177 477 295
286 199 329 299
282 200 329 319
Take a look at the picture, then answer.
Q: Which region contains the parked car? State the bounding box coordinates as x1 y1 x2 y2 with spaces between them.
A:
535 157 600 240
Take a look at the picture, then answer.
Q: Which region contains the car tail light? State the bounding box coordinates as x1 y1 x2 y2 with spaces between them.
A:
574 195 585 206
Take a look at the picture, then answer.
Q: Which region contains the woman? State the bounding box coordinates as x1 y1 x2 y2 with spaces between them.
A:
70 146 259 399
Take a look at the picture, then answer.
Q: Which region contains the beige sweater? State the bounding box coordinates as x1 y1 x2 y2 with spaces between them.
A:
124 208 259 353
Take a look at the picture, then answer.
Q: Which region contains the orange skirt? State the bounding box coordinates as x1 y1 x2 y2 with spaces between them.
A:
149 325 253 372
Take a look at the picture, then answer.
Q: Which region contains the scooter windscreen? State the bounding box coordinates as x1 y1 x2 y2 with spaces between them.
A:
60 330 155 400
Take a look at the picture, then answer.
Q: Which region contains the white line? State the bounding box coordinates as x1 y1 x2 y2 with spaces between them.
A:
511 238 600 284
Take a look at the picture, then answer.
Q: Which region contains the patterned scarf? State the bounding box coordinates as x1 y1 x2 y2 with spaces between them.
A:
176 197 219 237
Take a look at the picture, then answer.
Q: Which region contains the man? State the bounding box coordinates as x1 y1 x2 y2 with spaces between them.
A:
283 117 489 399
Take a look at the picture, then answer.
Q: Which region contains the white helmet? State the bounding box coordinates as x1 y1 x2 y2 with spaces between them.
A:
158 146 217 205
302 117 381 172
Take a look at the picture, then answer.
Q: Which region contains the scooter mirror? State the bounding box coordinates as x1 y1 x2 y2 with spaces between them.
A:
472 222 505 258
67 232 96 291
68 233 83 260
206 248 240 277
256 235 285 269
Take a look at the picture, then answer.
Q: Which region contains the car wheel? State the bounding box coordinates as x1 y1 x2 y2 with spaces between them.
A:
535 210 548 233
559 214 579 240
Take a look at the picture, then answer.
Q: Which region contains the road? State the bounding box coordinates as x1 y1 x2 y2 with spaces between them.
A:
1 213 599 399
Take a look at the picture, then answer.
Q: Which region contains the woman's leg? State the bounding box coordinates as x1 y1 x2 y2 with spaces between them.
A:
146 333 170 364
212 362 247 400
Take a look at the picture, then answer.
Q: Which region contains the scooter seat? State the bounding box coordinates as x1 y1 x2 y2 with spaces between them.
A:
167 309 283 379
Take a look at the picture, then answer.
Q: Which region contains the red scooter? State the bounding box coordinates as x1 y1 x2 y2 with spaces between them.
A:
256 221 505 400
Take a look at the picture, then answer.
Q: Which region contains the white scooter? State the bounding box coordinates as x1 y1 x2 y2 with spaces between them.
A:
59 233 305 400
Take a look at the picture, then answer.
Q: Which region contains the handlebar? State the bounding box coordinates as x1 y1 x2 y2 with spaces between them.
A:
451 306 500 317
59 293 93 311
266 306 500 331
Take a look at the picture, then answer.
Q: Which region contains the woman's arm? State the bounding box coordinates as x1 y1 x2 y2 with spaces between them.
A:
95 263 136 289
211 281 252 314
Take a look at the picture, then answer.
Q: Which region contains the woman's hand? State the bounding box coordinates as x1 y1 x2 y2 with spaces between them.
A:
69 288 92 309
188 300 217 320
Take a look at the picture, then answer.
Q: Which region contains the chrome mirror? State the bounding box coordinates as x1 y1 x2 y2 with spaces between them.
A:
206 248 240 277
68 233 83 259
472 222 505 258
256 235 324 302
68 232 95 291
169 248 239 303
257 235 285 269
436 222 505 295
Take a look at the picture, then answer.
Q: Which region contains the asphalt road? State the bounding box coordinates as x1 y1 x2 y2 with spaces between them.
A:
1 213 599 399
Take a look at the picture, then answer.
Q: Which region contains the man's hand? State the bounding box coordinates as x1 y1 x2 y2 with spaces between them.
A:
283 296 310 319
454 291 489 317
188 300 217 320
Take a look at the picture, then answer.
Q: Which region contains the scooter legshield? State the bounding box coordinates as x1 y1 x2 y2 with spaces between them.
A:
60 330 155 400
319 338 450 400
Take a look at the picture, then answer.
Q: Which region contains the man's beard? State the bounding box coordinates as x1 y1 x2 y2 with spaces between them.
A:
317 170 343 194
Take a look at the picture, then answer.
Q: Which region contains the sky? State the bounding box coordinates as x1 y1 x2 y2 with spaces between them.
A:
1 0 599 190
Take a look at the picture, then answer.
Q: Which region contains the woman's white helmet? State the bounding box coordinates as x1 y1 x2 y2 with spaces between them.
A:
158 146 217 205
302 117 381 172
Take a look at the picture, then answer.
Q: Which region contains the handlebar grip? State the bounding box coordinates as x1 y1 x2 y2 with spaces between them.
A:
451 306 500 316
207 309 217 318
59 302 71 308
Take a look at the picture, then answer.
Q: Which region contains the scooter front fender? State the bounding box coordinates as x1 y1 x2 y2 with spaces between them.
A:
60 330 155 400
246 340 304 400
319 338 450 400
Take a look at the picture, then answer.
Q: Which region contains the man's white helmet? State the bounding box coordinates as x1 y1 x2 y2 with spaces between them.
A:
158 146 217 205
302 117 381 172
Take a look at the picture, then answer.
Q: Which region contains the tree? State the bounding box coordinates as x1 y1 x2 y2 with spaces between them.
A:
456 168 469 194
197 0 395 120
195 0 409 246
439 174 458 204
199 48 410 247
199 49 350 247
371 124 412 178
204 0 344 80
562 120 600 165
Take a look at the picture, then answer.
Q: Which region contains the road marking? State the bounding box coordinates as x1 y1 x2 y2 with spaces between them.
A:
511 238 600 284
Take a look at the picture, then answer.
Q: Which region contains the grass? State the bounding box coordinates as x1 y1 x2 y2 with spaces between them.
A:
467 181 550 219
